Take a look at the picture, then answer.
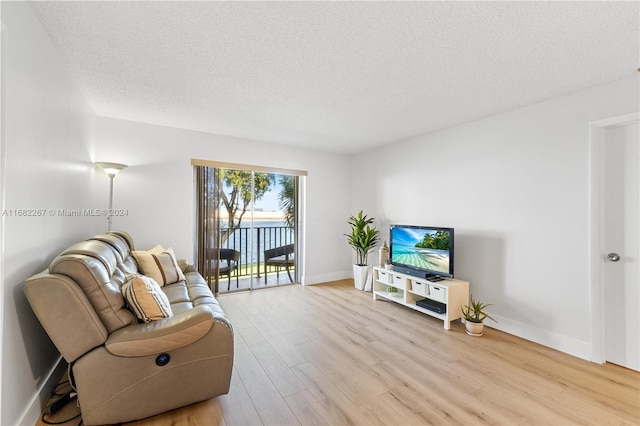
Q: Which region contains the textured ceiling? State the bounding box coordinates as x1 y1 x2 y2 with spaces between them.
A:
29 1 639 155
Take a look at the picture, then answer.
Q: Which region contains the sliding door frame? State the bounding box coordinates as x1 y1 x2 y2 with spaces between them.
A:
192 159 307 178
192 159 307 292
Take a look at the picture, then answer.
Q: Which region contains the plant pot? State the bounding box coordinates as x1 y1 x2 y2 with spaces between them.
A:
465 320 484 337
353 265 372 291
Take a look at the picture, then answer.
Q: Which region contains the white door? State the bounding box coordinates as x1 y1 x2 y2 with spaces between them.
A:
603 121 639 371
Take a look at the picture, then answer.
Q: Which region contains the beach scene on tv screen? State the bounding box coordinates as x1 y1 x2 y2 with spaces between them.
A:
392 228 450 274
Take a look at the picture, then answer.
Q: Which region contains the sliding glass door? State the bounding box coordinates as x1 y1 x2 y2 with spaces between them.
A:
193 160 303 294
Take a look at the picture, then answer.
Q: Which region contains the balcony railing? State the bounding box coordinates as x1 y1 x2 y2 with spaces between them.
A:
221 226 294 278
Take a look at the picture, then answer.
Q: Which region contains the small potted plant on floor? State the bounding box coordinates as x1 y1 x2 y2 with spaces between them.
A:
345 210 380 290
461 295 496 336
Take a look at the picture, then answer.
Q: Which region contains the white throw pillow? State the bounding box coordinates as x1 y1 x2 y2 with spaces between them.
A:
122 274 173 322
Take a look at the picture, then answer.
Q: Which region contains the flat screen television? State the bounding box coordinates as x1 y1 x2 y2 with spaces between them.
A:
389 224 454 279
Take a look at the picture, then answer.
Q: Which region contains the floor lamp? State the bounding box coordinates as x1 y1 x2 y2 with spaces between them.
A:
95 162 128 231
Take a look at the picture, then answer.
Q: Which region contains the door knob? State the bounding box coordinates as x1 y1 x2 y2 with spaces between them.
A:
607 253 621 262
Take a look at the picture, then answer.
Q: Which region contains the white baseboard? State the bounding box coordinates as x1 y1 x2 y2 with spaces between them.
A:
18 356 66 426
487 314 591 361
302 270 352 285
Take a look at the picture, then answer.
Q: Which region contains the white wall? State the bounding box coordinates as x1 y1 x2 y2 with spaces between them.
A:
0 3 100 425
352 76 639 360
94 117 353 285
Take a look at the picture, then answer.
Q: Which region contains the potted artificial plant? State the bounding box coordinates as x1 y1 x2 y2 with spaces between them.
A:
345 210 380 290
461 295 496 336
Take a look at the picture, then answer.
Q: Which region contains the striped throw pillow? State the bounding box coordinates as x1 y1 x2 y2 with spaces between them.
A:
122 275 173 322
132 246 186 286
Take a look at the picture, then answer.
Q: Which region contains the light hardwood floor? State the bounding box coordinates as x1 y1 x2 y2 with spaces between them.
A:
39 280 639 426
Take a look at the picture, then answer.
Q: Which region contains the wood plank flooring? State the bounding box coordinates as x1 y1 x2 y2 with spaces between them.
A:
39 280 640 425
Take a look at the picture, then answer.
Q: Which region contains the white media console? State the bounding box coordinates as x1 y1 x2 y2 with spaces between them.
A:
372 267 469 330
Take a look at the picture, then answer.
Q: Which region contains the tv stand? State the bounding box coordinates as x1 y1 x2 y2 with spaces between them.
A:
372 267 469 330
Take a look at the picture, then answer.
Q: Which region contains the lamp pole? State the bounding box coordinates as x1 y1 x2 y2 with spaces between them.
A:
107 174 115 231
95 162 128 232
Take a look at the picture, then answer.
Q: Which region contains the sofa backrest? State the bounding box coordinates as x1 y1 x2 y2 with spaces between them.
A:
48 238 136 333
90 231 139 277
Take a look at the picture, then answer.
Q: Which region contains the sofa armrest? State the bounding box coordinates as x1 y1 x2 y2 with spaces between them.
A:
25 272 109 362
105 305 217 356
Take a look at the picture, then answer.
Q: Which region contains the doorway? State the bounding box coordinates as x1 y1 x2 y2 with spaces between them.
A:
589 113 640 371
193 160 306 294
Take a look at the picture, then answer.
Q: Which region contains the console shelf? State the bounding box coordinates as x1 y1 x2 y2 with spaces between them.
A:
372 267 469 330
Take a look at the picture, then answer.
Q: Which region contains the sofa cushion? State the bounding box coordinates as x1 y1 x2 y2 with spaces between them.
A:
122 275 173 322
132 247 185 286
162 282 190 304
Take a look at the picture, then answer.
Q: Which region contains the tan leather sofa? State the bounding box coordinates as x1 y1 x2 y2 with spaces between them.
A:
25 231 234 425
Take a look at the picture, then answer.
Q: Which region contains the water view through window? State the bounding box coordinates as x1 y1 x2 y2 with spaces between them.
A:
217 170 297 291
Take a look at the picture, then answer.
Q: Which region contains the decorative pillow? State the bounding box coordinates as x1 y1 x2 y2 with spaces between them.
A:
122 275 173 322
132 246 185 286
148 244 166 254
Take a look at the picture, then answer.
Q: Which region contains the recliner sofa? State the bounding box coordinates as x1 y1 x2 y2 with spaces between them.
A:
24 231 233 425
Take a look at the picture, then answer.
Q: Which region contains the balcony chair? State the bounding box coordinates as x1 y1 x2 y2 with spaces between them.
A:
263 244 295 284
208 248 240 290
